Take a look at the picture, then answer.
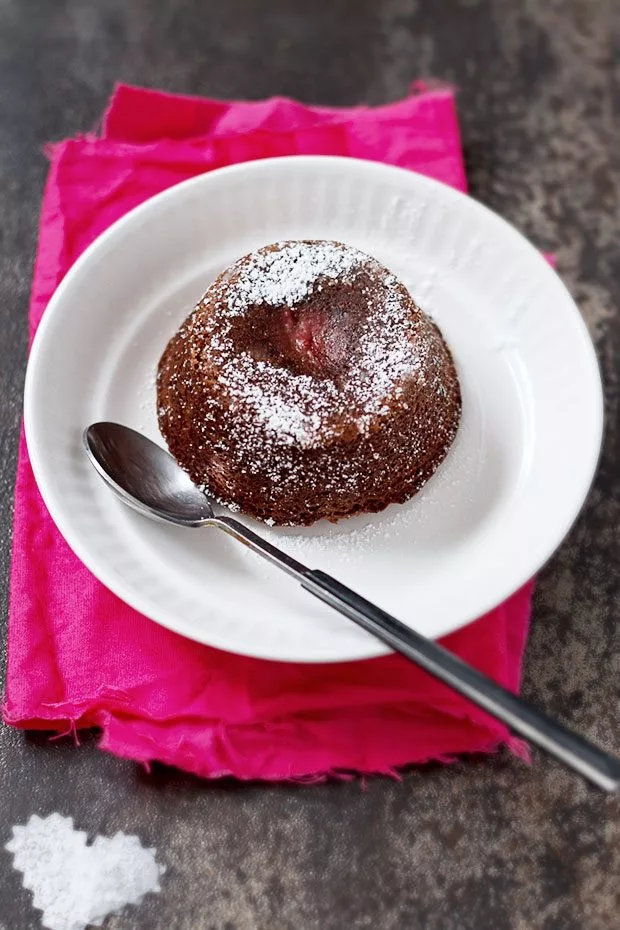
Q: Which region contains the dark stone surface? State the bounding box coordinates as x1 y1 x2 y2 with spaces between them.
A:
0 0 619 927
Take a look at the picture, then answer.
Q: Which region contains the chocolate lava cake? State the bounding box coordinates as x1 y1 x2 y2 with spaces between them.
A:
157 240 461 526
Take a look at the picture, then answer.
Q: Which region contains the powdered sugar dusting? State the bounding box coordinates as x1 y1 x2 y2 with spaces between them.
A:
220 355 341 447
224 240 366 313
6 813 164 930
201 240 425 450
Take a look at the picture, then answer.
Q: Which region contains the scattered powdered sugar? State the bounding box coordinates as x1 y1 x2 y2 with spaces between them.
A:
224 239 366 313
355 290 424 404
261 503 415 562
219 354 341 448
199 241 424 451
6 813 165 930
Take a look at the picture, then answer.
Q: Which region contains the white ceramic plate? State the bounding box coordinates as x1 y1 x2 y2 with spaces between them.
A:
24 156 603 662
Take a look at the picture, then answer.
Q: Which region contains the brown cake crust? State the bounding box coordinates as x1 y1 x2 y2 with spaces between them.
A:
157 240 461 526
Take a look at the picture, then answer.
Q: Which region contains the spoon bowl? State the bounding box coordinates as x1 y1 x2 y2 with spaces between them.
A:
84 422 215 527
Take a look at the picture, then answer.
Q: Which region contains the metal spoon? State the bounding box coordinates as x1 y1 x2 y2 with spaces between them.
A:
84 421 620 791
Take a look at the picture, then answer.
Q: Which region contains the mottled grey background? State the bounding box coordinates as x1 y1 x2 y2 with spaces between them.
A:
0 1 619 928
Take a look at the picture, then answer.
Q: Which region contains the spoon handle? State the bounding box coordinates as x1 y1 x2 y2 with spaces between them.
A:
215 516 620 791
304 571 620 791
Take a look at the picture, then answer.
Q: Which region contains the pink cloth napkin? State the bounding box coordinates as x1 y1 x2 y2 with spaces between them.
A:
4 84 533 780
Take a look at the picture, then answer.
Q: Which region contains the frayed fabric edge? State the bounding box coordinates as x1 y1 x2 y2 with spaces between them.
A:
1 702 531 784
